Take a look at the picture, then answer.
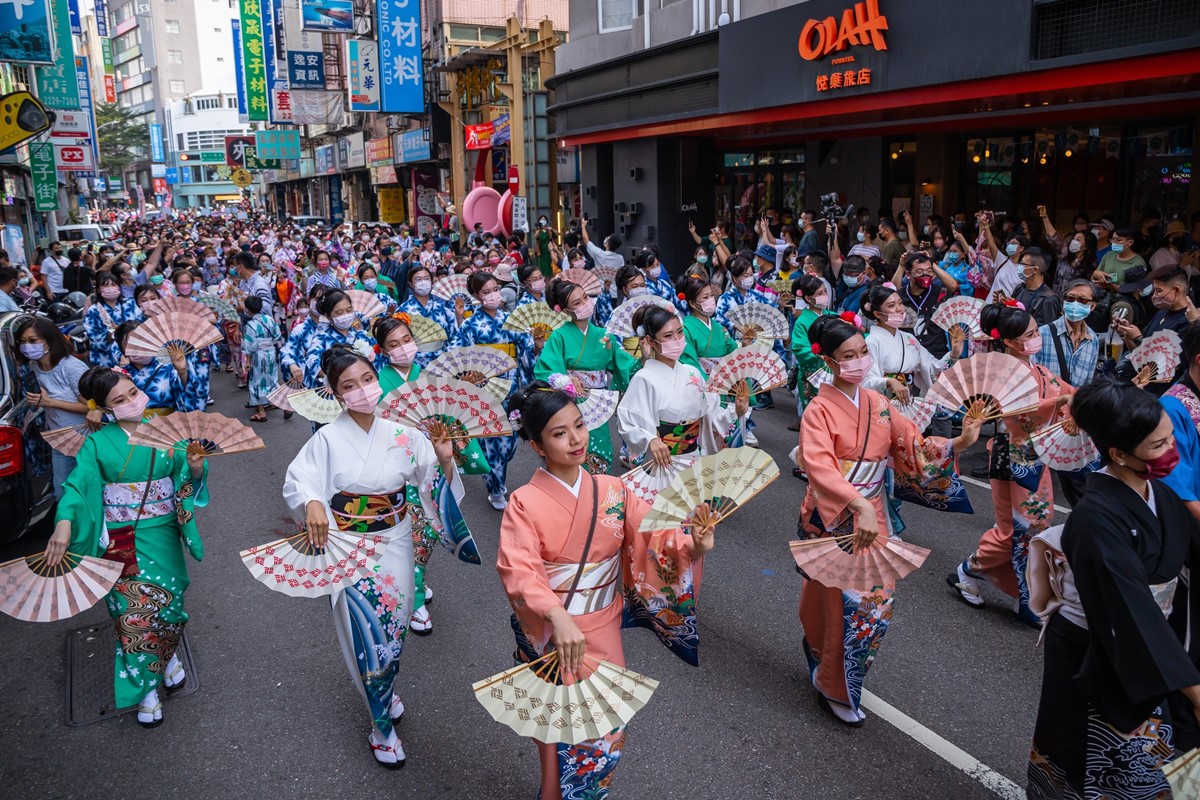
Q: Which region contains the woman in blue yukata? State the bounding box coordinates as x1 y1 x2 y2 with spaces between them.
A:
112 320 205 414
453 271 540 510
302 290 385 389
397 264 461 368
83 271 142 368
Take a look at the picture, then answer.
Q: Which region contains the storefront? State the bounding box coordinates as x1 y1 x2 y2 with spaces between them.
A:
549 0 1200 266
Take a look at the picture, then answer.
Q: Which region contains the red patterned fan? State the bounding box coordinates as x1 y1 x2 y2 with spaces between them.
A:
555 268 603 297
432 274 472 303
123 312 223 362
127 411 265 457
925 352 1040 421
620 453 699 504
346 289 387 320
41 424 90 457
426 345 517 404
931 296 987 340
726 303 789 341
591 265 618 290
0 551 124 622
376 375 512 439
1031 416 1099 472
705 343 788 396
240 530 390 598
891 396 938 431
141 295 218 324
789 535 931 591
1130 330 1182 384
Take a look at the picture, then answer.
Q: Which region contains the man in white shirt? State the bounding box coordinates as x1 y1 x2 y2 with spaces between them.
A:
40 240 68 300
0 266 21 312
580 218 625 270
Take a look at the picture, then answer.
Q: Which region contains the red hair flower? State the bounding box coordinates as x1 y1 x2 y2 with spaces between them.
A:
810 343 822 355
677 292 687 301
839 311 857 324
990 328 1001 339
372 344 382 354
1002 298 1026 311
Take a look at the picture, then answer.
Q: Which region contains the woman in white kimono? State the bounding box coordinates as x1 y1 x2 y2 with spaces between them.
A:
283 346 473 768
860 284 958 403
616 305 749 477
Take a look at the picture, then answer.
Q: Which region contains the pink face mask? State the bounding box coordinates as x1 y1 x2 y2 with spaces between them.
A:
573 298 596 321
177 284 194 296
480 291 502 311
341 382 382 413
698 298 717 316
110 390 149 421
1019 334 1043 355
99 286 121 301
128 355 153 367
388 341 419 367
834 354 874 384
656 337 687 360
884 311 906 328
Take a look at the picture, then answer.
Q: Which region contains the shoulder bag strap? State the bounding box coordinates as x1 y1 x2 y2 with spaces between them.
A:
562 474 600 611
131 447 157 534
1050 325 1071 384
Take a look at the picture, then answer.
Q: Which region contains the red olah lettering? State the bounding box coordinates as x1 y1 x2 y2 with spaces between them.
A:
798 0 889 61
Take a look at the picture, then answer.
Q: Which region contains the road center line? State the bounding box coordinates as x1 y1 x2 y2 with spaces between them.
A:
959 474 1072 515
861 689 1027 800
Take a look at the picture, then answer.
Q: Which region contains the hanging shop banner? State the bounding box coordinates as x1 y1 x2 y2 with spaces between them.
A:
0 0 54 63
465 114 511 150
54 139 95 170
231 19 249 121
338 132 366 169
94 0 108 37
266 0 286 63
287 51 325 89
36 0 80 109
103 74 116 102
226 135 279 170
100 38 113 73
74 56 98 167
261 0 282 123
411 170 439 236
290 89 345 125
30 142 59 212
328 173 344 223
366 136 392 166
346 39 379 112
372 165 397 185
301 0 353 32
314 144 336 175
256 129 301 160
66 0 81 35
377 0 423 113
377 187 405 224
237 0 269 121
149 123 165 162
395 129 430 164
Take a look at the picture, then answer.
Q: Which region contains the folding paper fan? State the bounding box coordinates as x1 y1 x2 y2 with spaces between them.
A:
1031 417 1099 472
592 265 618 289
127 411 265 458
141 295 219 324
0 551 123 622
931 296 986 340
768 278 794 299
726 302 789 342
267 379 305 413
620 453 699 504
705 343 788 396
503 302 571 339
427 345 518 403
808 366 833 389
472 651 659 745
239 530 390 598
1164 748 1200 798
347 288 387 320
41 425 90 457
925 352 1040 421
555 268 603 297
193 291 240 322
405 314 449 353
605 295 675 339
789 535 931 592
124 312 223 363
891 395 938 432
1130 330 1182 383
576 388 619 430
376 375 512 439
432 274 472 302
289 386 344 424
639 447 780 533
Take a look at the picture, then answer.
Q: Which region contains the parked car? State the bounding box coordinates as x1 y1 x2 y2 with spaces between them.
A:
55 224 108 246
0 311 56 542
289 215 328 228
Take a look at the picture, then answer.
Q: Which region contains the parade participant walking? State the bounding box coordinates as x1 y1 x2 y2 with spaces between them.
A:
283 347 467 767
396 264 459 367
677 274 738 377
242 296 283 422
84 272 143 368
797 316 980 726
113 320 204 414
788 274 835 435
498 380 714 800
44 367 209 728
302 290 382 389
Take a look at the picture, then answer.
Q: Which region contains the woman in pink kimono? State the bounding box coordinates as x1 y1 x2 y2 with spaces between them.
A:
497 379 715 799
797 315 981 726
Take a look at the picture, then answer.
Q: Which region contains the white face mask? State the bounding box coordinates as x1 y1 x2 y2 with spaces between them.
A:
413 279 432 296
1068 239 1083 254
627 286 648 298
738 277 755 290
332 312 355 330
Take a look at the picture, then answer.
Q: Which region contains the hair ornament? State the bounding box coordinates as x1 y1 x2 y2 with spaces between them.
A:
553 304 562 313
677 292 687 301
1002 298 1026 310
546 373 578 399
990 327 1001 340
838 310 866 331
882 281 897 290
635 325 647 337
810 343 822 355
86 399 99 411
391 311 411 325
507 408 523 430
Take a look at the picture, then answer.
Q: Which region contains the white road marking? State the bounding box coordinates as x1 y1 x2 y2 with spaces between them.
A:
861 689 1027 799
959 475 1072 515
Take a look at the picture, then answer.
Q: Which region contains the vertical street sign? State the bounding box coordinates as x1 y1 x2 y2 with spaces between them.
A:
36 0 81 110
238 0 269 121
377 0 424 113
30 142 59 212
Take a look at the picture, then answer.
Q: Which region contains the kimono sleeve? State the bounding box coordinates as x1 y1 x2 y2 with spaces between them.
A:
496 492 560 622
55 433 105 558
533 328 567 382
169 446 209 561
1161 396 1200 502
791 314 823 375
413 432 479 564
282 429 335 527
608 336 640 391
798 399 865 528
863 333 890 394
616 371 659 459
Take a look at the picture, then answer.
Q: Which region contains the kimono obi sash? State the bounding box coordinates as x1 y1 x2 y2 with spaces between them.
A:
544 553 622 616
885 372 911 383
657 419 702 456
571 370 609 390
1150 578 1178 619
1031 527 1086 633
103 478 176 524
481 342 517 358
144 407 174 419
329 488 408 533
839 458 888 502
699 358 720 376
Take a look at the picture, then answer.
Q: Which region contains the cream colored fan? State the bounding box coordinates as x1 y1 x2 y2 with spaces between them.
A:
925 352 1040 421
605 295 675 339
726 302 789 341
789 534 931 591
503 302 571 339
376 375 513 439
142 295 219 324
705 343 788 396
127 411 265 457
123 312 223 363
346 288 387 320
41 425 90 457
639 447 779 533
472 650 659 745
620 453 699 504
404 314 449 353
555 268 604 297
426 345 518 403
289 386 344 424
1165 748 1200 798
592 265 618 289
432 274 471 302
0 551 124 622
240 530 391 598
576 388 619 430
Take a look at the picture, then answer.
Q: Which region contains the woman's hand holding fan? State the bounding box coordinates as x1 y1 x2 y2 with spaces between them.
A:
422 419 456 468
305 500 330 548
686 502 717 556
848 496 880 551
732 379 750 418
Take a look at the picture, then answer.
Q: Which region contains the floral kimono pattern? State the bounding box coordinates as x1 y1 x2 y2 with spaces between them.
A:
243 312 283 406
302 323 384 389
84 298 141 367
398 294 459 367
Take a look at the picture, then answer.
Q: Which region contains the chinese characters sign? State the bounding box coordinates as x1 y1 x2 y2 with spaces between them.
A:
35 0 80 109
30 142 58 212
815 67 872 93
347 39 379 112
287 51 325 89
377 0 423 114
238 0 269 120
301 0 352 32
226 135 279 169
255 130 301 160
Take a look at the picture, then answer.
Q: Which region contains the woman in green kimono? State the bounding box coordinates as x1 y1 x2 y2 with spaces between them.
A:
534 279 639 474
372 314 486 635
676 274 739 378
44 367 209 728
790 273 836 418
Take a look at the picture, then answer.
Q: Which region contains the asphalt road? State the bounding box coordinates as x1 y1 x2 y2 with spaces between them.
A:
0 371 1058 800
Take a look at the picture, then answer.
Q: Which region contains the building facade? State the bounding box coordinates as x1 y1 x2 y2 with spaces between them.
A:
551 0 1200 268
164 92 252 208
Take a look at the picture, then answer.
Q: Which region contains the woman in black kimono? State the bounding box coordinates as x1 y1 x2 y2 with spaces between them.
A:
1028 376 1200 800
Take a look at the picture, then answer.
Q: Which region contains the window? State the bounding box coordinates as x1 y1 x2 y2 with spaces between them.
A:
164 19 180 33
598 0 634 32
213 27 222 32
167 49 183 64
216 57 224 62
169 79 185 94
226 96 237 108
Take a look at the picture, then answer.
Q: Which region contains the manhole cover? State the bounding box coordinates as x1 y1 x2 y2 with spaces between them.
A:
65 624 199 726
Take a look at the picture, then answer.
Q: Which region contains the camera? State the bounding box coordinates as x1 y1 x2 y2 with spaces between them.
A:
818 192 851 222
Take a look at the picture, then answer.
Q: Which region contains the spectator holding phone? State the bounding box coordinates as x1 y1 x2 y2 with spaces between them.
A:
1094 225 1145 289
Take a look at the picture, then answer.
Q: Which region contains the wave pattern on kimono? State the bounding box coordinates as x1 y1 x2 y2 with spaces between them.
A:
397 294 459 367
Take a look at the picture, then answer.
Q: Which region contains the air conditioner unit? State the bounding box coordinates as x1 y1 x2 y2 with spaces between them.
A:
436 142 451 160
